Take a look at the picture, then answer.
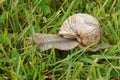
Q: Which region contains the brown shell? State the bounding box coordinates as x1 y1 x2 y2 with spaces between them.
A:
58 13 101 46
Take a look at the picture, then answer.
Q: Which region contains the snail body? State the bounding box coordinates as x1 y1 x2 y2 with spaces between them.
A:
32 34 79 51
28 13 102 51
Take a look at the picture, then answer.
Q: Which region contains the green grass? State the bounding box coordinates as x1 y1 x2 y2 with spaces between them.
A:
0 0 120 80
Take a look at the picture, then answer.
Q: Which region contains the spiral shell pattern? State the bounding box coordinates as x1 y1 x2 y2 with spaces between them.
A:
58 13 101 46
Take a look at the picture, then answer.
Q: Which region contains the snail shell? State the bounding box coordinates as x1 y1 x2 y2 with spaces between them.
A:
58 13 101 46
28 13 101 51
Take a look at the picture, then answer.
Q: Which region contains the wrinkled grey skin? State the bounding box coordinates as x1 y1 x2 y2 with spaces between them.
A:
28 34 79 51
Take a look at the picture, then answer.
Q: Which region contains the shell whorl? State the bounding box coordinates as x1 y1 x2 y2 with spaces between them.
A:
58 13 101 46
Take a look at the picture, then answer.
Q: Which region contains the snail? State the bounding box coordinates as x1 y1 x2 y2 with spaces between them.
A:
28 13 111 51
